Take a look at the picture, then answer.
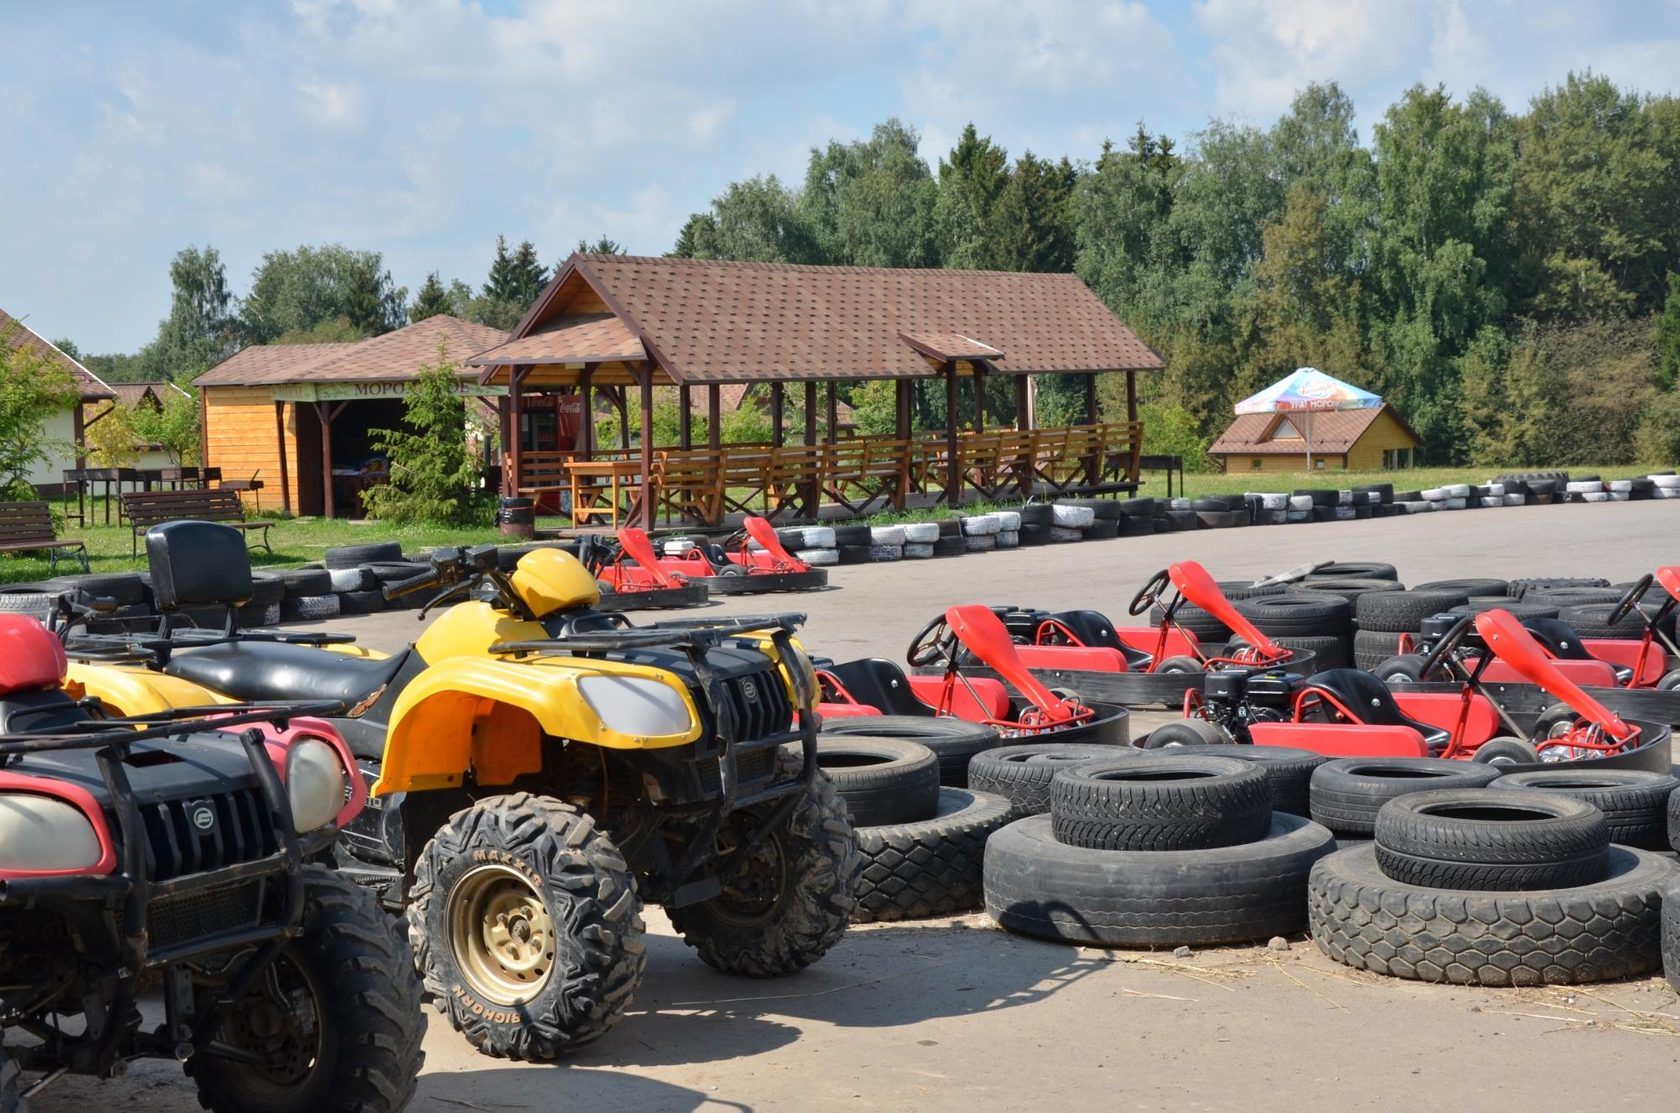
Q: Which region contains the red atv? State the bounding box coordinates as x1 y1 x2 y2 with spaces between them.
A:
816 604 1131 744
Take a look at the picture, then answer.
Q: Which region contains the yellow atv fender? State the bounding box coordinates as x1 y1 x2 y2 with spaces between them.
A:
65 660 234 716
374 655 705 796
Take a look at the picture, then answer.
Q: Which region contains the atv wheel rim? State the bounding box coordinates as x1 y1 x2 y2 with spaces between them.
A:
211 954 323 1091
708 820 788 927
449 864 557 1007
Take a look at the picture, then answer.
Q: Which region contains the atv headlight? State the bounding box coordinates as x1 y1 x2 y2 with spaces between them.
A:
577 676 695 737
286 738 348 833
0 794 102 872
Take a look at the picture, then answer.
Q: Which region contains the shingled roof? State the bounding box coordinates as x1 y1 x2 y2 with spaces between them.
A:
471 255 1163 384
1208 405 1418 456
0 308 115 400
196 316 507 388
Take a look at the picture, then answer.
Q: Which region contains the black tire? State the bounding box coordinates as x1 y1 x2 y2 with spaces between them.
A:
1471 737 1541 766
1372 789 1610 891
1373 654 1432 684
1494 769 1680 850
273 568 333 597
1532 589 1623 608
1509 576 1610 593
1142 718 1231 748
191 867 423 1113
1065 497 1126 521
1293 488 1338 507
1355 590 1469 633
814 736 941 826
1196 509 1246 529
1309 561 1398 581
668 767 859 977
1049 755 1273 852
1413 578 1508 598
280 593 341 622
0 590 56 622
1147 581 1283 643
853 788 1013 922
1233 592 1352 637
324 542 404 569
1560 602 1667 641
247 572 286 606
1225 633 1347 672
1168 744 1330 817
236 602 282 628
0 1046 19 1113
831 524 871 546
1309 758 1503 836
1310 843 1670 985
837 543 874 564
1353 628 1408 670
1448 599 1560 623
819 715 1001 787
968 743 1138 817
409 794 646 1059
365 561 432 584
337 589 385 615
985 813 1335 947
1667 892 1680 993
1017 503 1054 527
1295 578 1403 602
45 572 145 606
1085 518 1121 539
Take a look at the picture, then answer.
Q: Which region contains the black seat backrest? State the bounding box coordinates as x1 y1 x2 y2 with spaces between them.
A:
824 658 932 717
1301 668 1450 748
1048 609 1153 668
146 520 254 610
1522 618 1592 660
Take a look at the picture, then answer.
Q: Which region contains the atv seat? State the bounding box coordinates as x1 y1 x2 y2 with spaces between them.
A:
165 642 408 708
1300 668 1452 752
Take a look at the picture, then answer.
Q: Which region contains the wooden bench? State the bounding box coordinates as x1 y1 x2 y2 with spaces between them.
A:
120 489 275 556
0 501 88 573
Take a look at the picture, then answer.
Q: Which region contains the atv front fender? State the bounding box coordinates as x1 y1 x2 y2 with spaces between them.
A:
66 661 236 716
376 656 705 795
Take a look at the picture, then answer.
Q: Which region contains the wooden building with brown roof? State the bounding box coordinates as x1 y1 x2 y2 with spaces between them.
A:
1207 404 1421 473
0 307 117 492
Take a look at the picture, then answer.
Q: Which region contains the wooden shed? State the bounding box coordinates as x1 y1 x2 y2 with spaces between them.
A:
1207 404 1420 473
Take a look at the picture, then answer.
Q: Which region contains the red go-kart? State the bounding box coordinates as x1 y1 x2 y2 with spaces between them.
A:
588 527 711 610
659 517 829 594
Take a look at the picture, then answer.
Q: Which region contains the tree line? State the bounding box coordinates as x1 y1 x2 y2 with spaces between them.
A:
672 75 1680 468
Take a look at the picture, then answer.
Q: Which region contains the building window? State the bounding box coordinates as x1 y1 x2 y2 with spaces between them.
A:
1250 458 1262 469
1268 416 1302 440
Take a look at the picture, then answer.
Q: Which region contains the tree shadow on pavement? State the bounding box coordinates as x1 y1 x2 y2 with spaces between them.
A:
415 1065 753 1113
568 918 1103 1069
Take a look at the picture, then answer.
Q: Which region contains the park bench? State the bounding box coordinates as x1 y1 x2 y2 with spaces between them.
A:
0 501 88 572
120 489 274 556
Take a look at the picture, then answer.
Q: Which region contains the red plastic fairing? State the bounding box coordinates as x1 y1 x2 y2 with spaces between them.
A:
740 517 809 572
907 674 1011 721
1249 721 1431 758
1167 561 1288 659
0 614 67 696
1478 658 1621 689
1115 626 1201 661
1391 691 1501 747
226 716 367 829
945 605 1081 722
1014 644 1129 673
0 771 118 879
613 528 683 590
1656 567 1680 603
1474 610 1636 741
814 703 883 720
1580 639 1668 687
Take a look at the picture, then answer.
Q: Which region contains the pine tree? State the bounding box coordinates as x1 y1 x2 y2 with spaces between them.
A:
363 343 491 525
410 272 454 322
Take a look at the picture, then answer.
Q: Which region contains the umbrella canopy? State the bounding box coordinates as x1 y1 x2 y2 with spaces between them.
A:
1234 367 1381 415
1233 368 1382 470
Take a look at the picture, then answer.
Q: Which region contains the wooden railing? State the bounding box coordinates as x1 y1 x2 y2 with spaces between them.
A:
516 422 1143 526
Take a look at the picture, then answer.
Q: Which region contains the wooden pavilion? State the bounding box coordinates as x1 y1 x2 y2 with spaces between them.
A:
469 255 1165 528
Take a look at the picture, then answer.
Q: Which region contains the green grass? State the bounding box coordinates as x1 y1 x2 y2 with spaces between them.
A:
1169 465 1650 498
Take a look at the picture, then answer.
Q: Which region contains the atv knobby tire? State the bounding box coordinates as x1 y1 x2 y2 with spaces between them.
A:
814 736 940 826
1372 789 1610 891
669 767 859 977
853 788 1013 922
968 742 1138 817
191 868 424 1113
410 794 646 1060
1049 755 1272 851
1310 843 1674 986
985 813 1335 947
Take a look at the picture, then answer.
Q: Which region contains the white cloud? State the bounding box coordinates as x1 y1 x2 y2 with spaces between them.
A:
690 99 737 143
298 79 364 127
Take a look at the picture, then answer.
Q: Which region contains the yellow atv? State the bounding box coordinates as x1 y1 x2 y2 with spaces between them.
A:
66 521 860 1062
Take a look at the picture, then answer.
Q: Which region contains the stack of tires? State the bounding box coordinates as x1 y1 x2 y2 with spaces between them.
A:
1351 580 1490 670
868 524 906 563
1311 785 1679 985
772 525 839 566
1048 502 1094 542
1057 499 1124 539
959 512 1005 553
815 724 1013 923
1147 579 1283 647
1228 590 1354 671
983 752 1336 946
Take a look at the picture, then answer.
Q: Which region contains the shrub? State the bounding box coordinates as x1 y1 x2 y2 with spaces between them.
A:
362 344 492 526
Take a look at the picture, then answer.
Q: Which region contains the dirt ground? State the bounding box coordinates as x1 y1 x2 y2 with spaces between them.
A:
34 499 1680 1112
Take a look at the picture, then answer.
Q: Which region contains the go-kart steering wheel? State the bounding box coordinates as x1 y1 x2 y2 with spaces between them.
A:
1418 613 1475 682
907 614 958 668
1608 574 1652 627
1129 569 1171 617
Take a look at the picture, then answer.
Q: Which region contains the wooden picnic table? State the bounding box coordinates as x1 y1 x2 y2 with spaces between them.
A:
566 458 646 528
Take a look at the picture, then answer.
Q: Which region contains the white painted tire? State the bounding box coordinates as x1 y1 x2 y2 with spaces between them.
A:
1651 475 1680 490
1051 505 1095 529
962 513 1003 536
870 525 907 546
903 543 935 559
1171 498 1193 511
1252 493 1289 510
1336 490 1353 505
1484 482 1505 497
663 538 697 556
1608 480 1633 493
1443 497 1468 510
1420 488 1448 501
1443 484 1472 498
1657 487 1680 499
994 510 1021 531
1479 496 1503 508
1334 506 1356 520
795 547 839 566
797 526 836 549
1287 510 1312 522
964 534 999 553
903 522 940 543
1049 526 1086 542
1582 491 1610 503
1566 480 1603 494
1503 493 1525 506
1610 491 1631 501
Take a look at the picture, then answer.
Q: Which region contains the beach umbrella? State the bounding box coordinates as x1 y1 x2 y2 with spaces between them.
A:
1233 367 1381 471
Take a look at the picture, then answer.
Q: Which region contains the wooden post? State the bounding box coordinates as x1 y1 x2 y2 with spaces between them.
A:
1126 369 1138 423
275 402 292 514
579 368 595 459
707 384 721 450
678 383 692 449
637 368 655 529
1084 372 1098 425
895 379 911 439
1015 375 1032 432
198 389 210 481
771 382 785 447
803 382 817 444
944 364 960 506
825 381 837 443
508 366 527 499
615 388 630 451
314 401 345 519
972 363 985 433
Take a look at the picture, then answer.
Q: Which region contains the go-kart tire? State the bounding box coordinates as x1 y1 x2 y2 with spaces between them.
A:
968 742 1139 817
410 794 646 1060
1560 602 1670 641
931 536 967 558
1169 744 1329 817
1372 789 1610 891
820 716 1001 787
1142 718 1231 748
192 867 424 1113
1413 578 1508 598
815 736 941 826
280 593 341 622
1233 592 1352 637
1448 599 1559 622
985 813 1335 947
1309 758 1502 837
272 568 333 597
596 582 710 611
1309 843 1673 985
1470 737 1542 766
853 788 1013 922
1373 654 1432 684
1049 755 1272 852
1496 769 1680 850
668 767 859 977
837 543 873 564
1355 589 1471 633
324 542 404 569
1353 628 1408 670
1309 562 1398 581
366 561 431 584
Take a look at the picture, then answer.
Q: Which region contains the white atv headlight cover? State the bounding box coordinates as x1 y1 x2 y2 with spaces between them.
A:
286 738 348 833
0 793 102 872
577 675 695 738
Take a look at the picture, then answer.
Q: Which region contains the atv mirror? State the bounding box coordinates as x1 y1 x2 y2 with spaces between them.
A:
146 521 253 610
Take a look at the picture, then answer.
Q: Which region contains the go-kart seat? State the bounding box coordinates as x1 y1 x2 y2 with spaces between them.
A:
165 642 409 708
1046 610 1154 669
823 658 934 717
1522 618 1635 685
1300 668 1451 752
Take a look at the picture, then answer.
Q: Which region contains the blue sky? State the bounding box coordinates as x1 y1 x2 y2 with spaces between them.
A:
4 0 1677 354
